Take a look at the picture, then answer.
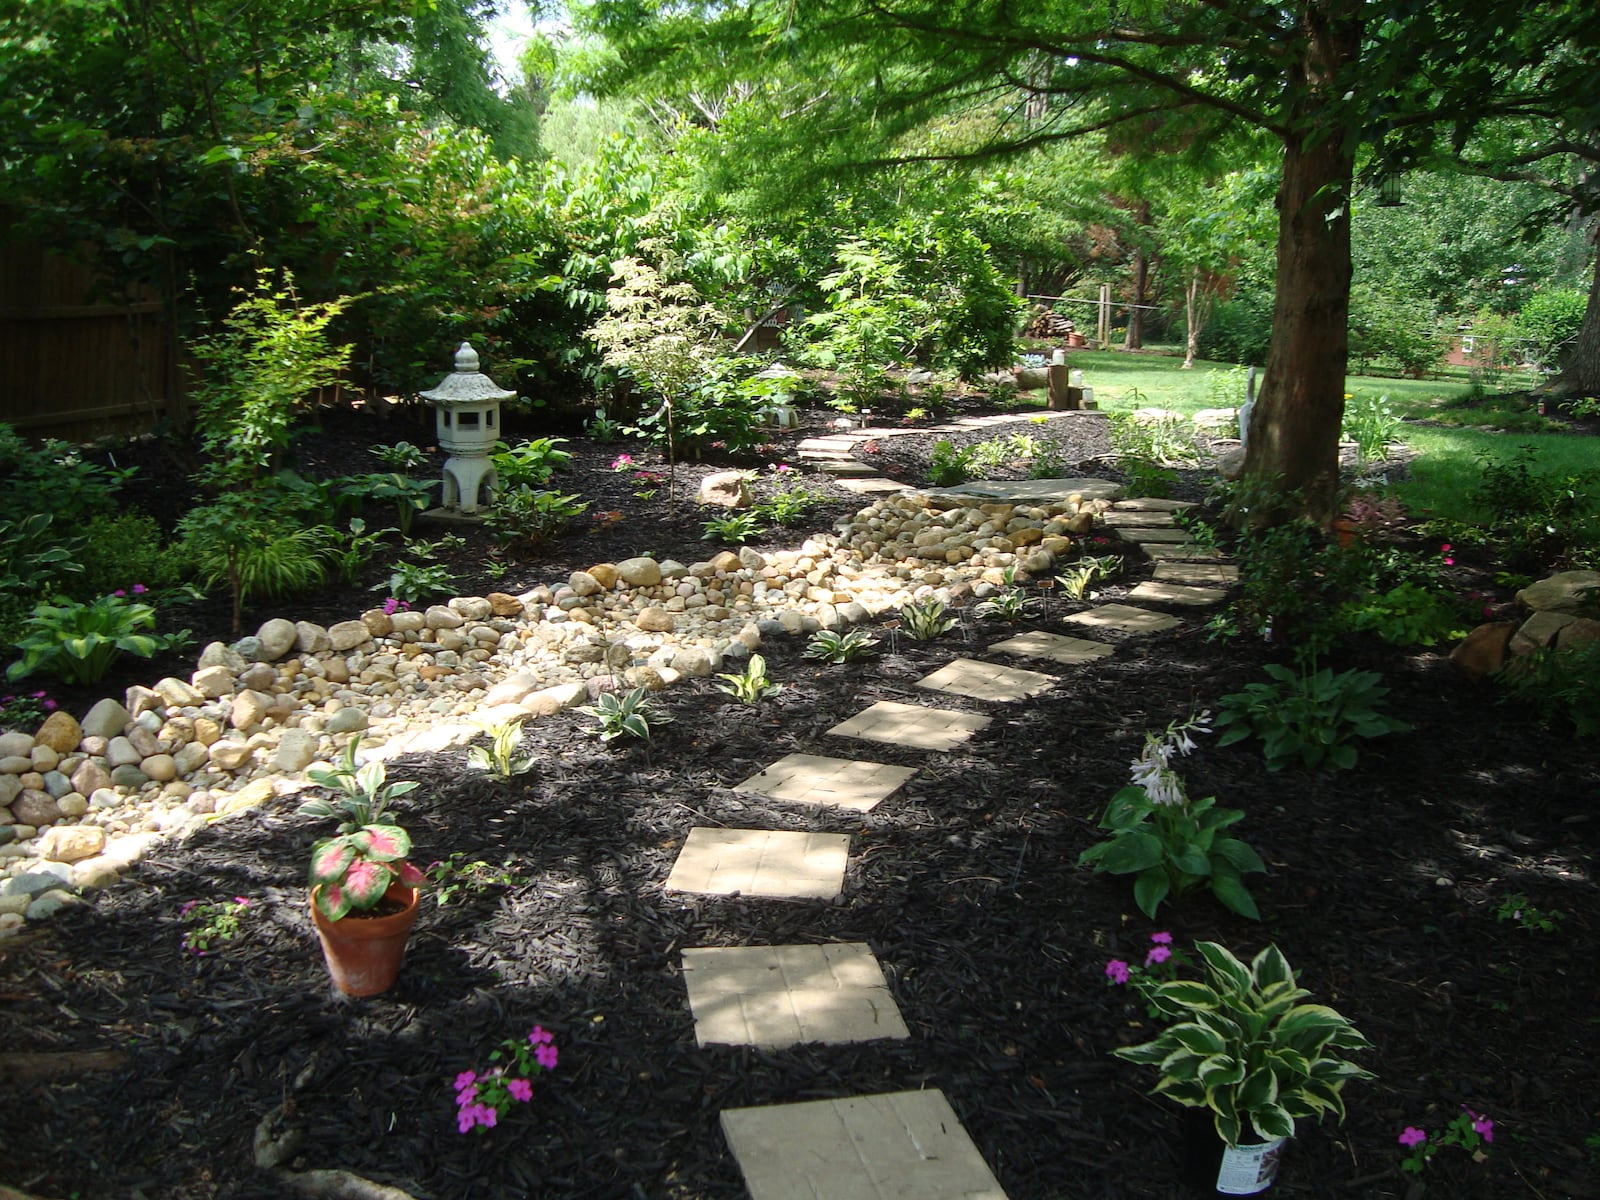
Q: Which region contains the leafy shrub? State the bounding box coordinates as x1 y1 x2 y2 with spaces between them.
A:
377 561 459 605
702 511 764 545
492 438 573 489
488 486 588 558
1335 582 1467 647
7 594 191 685
1468 445 1600 568
1495 641 1600 737
75 513 186 599
178 498 332 632
927 440 975 486
1349 286 1443 377
1341 394 1402 463
1196 293 1273 364
1517 288 1586 369
1215 664 1411 772
0 423 133 525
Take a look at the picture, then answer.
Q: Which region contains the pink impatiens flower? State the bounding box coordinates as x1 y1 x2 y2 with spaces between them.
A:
1145 945 1172 967
1104 959 1130 985
1398 1126 1428 1149
506 1078 533 1103
1463 1106 1494 1143
535 1043 559 1070
1149 931 1172 945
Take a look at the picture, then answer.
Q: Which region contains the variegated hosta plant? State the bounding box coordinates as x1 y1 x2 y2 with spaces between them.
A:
301 737 426 920
1114 942 1374 1147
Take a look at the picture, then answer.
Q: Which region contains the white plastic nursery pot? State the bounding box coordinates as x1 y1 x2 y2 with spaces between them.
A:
1180 1109 1288 1196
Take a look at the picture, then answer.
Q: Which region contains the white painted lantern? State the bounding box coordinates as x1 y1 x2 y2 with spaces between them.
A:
418 341 515 513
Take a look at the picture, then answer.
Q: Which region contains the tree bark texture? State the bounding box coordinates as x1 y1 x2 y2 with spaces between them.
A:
1552 235 1600 398
1244 3 1361 524
1122 201 1151 351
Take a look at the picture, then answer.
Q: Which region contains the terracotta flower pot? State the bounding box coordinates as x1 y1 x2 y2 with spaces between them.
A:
310 882 420 997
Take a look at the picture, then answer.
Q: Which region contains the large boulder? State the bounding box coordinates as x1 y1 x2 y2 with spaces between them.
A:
1515 570 1600 614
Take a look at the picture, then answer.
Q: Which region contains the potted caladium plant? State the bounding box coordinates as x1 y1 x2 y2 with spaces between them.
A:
1114 941 1374 1196
300 738 427 996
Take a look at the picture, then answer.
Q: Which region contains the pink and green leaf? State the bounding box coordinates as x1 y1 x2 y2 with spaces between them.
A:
308 838 357 885
315 880 353 920
351 824 410 862
343 858 394 907
394 859 427 888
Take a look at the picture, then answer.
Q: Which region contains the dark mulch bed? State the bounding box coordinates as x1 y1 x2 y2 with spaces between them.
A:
3 401 1597 1200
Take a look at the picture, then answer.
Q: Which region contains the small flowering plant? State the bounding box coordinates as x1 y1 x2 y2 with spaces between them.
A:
1399 1105 1494 1174
1104 931 1191 1016
180 895 251 955
454 1024 560 1133
0 689 57 732
1078 712 1266 919
301 737 426 921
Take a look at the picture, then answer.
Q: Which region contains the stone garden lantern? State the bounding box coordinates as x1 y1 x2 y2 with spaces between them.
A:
418 341 515 514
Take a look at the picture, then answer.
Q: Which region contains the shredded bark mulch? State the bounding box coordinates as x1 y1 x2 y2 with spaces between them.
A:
2 400 1596 1200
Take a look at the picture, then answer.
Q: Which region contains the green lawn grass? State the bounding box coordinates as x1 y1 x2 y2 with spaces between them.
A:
1061 349 1599 526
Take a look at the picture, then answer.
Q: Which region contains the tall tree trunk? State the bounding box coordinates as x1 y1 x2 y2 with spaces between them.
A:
1243 5 1360 525
1122 201 1151 351
1551 239 1600 397
1182 270 1200 369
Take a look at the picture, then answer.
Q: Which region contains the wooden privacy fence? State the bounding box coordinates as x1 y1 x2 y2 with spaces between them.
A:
0 240 180 442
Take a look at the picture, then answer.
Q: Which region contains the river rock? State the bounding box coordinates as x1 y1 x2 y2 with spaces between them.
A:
698 471 753 508
635 607 675 633
618 556 662 587
106 736 141 768
71 759 113 796
253 618 296 660
328 620 371 652
0 732 34 759
273 729 320 773
1516 570 1600 614
13 792 61 826
140 754 178 783
39 824 106 863
192 664 234 699
229 690 271 731
326 707 369 734
209 741 254 770
487 592 525 617
81 698 132 740
35 710 83 754
294 621 332 653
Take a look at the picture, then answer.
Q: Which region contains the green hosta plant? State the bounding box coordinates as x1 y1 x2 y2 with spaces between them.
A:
579 687 671 742
489 487 589 558
1114 941 1375 1147
715 653 783 705
927 439 975 487
1215 664 1411 772
369 440 428 472
300 738 425 921
899 597 959 640
7 593 190 685
468 717 537 780
1079 713 1265 919
375 561 459 606
804 628 880 664
702 511 765 545
342 472 438 537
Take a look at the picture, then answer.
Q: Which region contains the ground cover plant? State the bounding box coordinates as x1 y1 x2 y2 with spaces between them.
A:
0 389 1596 1200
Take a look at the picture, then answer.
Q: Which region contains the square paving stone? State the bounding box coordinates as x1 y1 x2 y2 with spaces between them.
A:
1099 510 1178 527
734 752 918 813
1063 604 1183 634
1117 526 1198 543
665 828 851 900
721 1089 1010 1200
989 630 1116 665
681 943 909 1048
827 700 990 751
1127 580 1229 607
915 657 1058 702
1143 544 1224 561
1153 562 1239 584
1112 497 1193 512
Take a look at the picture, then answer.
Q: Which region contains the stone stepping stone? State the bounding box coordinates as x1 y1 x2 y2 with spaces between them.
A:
1116 526 1197 543
734 752 917 813
1127 580 1228 607
797 436 862 451
816 461 879 477
827 700 990 751
1112 497 1193 512
989 630 1116 665
722 1090 1009 1200
1154 561 1238 584
1063 603 1183 634
665 828 851 900
915 657 1057 702
1143 544 1224 562
1099 510 1178 527
681 943 909 1048
930 477 1123 503
837 476 912 495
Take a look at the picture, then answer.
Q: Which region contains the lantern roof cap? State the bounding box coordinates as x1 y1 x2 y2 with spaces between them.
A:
419 341 516 405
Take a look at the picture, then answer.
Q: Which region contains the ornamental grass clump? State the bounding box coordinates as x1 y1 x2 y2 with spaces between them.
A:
1079 712 1266 919
1114 941 1374 1148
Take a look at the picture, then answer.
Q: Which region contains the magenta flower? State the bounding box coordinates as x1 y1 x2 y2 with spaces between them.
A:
1443 556 1455 566
529 1025 554 1046
1150 931 1172 944
610 454 634 471
536 1044 559 1070
1105 959 1130 985
454 1070 478 1092
506 1078 533 1103
775 463 794 474
113 589 126 597
1399 1126 1428 1149
1146 945 1172 967
1463 1107 1494 1142
457 1108 478 1133
132 583 147 594
474 1104 498 1129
